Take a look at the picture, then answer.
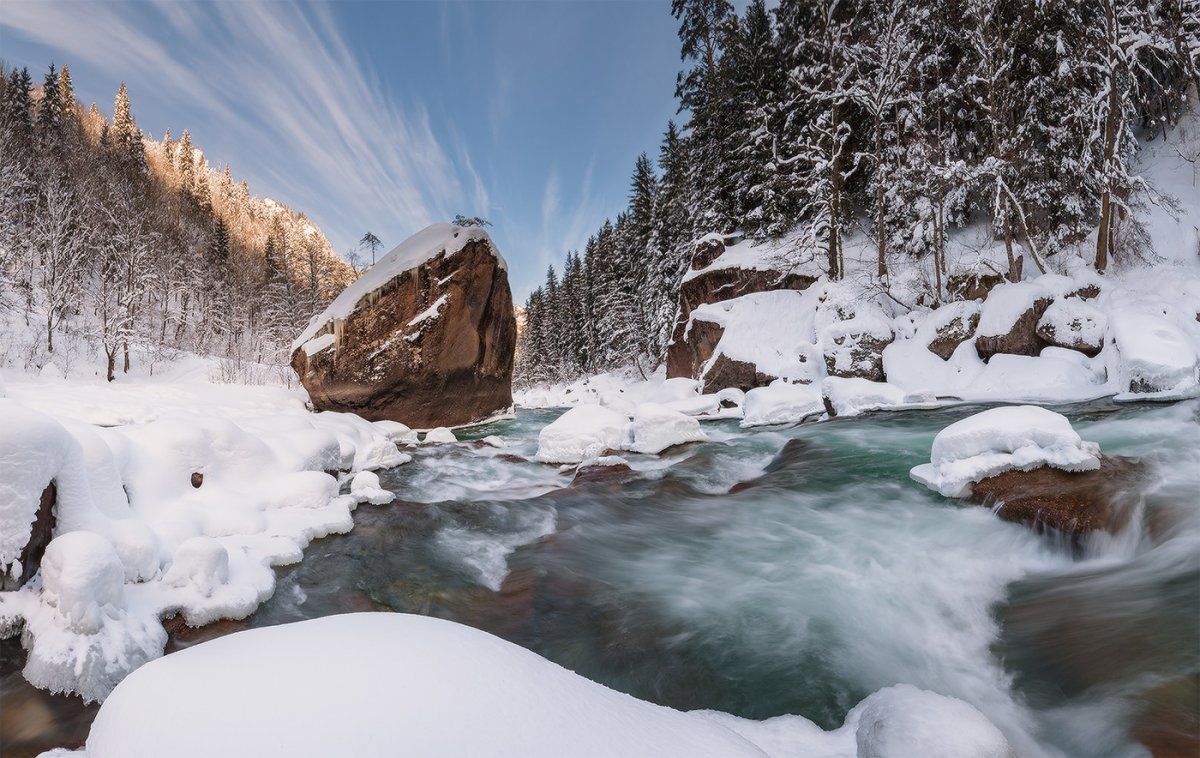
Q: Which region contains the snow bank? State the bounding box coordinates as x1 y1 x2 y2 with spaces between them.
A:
629 403 708 454
535 405 631 463
0 387 410 702
1109 308 1199 397
292 223 503 351
78 613 1011 758
741 381 824 428
820 377 936 418
910 406 1101 498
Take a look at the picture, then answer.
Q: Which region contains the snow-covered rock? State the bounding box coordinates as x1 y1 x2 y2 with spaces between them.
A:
422 427 458 444
74 613 1012 758
820 377 936 418
535 405 631 464
291 222 517 428
1109 308 1199 397
974 282 1054 359
162 537 230 598
629 403 708 454
373 420 419 444
910 406 1101 498
741 381 824 428
350 470 395 505
853 684 1013 758
1036 299 1106 356
79 613 765 758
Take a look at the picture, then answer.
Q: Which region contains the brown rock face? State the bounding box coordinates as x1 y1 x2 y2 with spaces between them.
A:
968 456 1142 535
928 311 980 360
1 482 56 591
292 238 516 428
975 297 1053 360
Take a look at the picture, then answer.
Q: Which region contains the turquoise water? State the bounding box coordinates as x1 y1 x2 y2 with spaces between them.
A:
3 400 1197 756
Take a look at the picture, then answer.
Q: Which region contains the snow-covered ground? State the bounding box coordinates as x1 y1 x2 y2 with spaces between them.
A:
0 364 413 702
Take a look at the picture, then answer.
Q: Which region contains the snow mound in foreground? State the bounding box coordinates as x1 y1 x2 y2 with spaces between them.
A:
910 406 1101 498
79 613 1012 758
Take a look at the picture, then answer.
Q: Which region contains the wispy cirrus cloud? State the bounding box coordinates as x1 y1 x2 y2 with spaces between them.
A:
0 0 482 255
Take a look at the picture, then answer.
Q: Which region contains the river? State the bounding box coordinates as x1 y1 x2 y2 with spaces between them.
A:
3 400 1197 756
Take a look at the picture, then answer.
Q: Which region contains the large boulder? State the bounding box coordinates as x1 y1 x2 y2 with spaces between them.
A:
666 235 815 380
291 223 516 429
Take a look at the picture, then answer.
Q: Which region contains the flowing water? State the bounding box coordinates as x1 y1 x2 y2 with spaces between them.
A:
3 400 1198 756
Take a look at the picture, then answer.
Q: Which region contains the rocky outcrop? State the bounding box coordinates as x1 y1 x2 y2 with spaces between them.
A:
291 224 516 429
0 482 56 591
823 332 892 381
975 296 1053 360
666 235 815 382
968 455 1142 536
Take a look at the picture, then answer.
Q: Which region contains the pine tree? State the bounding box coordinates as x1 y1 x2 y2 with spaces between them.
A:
177 129 195 194
111 82 145 172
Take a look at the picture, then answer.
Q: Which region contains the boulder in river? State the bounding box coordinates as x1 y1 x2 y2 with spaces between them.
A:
968 455 1143 536
291 223 516 429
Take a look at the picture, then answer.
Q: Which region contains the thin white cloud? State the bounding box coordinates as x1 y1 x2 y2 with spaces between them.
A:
0 0 488 255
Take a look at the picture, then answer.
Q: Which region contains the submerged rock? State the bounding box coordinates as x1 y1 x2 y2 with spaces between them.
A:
968 455 1142 535
291 223 516 429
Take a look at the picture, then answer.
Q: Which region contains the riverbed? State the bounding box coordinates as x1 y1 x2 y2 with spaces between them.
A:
3 400 1197 756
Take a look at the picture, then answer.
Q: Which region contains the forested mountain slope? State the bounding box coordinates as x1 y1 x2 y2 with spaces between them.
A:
0 63 355 382
516 0 1199 385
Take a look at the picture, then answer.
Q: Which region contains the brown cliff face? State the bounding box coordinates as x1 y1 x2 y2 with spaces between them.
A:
291 238 516 429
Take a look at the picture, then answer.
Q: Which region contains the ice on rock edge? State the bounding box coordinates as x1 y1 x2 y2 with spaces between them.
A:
910 406 1101 498
77 613 1013 758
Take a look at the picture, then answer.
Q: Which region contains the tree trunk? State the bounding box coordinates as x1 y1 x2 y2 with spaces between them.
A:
106 349 116 382
1095 0 1120 273
46 316 54 353
123 341 130 373
875 117 887 280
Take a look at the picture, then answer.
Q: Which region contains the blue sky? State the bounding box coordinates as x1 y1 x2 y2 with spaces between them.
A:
0 1 682 298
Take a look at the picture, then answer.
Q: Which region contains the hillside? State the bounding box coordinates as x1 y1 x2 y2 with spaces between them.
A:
0 63 355 383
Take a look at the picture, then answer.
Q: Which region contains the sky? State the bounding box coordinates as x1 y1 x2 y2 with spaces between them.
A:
0 0 683 299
